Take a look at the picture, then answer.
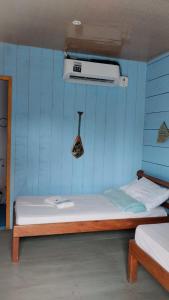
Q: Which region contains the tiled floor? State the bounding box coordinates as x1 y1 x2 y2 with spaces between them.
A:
0 230 168 300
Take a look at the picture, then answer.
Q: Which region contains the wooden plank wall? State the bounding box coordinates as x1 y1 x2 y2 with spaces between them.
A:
143 53 169 180
0 43 146 226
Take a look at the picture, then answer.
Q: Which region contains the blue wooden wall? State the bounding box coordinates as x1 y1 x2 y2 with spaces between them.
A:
143 53 169 180
0 43 146 226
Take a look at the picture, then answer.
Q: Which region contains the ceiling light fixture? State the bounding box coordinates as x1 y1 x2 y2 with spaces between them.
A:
72 20 82 26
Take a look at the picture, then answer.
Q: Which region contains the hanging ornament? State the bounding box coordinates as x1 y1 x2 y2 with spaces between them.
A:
157 122 169 143
72 112 84 158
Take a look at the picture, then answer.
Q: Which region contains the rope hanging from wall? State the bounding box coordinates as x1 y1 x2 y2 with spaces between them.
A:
72 112 84 158
157 122 169 143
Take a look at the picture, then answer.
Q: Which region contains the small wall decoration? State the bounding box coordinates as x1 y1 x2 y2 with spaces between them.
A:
72 112 84 158
157 122 169 143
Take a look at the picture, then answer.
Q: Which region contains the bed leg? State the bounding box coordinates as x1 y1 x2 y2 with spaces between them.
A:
12 237 20 263
128 240 138 283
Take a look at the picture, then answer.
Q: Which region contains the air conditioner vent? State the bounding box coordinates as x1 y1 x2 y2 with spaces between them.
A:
69 75 115 84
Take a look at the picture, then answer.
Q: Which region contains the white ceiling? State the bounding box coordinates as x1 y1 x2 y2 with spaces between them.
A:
0 0 169 61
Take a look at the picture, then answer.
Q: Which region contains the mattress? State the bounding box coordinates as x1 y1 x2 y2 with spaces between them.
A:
135 223 169 272
15 195 167 226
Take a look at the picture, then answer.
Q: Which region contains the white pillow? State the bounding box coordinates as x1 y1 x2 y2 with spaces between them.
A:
120 177 169 210
120 179 138 191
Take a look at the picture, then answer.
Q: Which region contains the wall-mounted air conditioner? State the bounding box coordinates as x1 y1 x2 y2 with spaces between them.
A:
63 58 128 87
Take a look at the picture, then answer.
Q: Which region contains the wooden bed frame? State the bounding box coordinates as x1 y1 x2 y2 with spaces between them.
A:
128 240 169 292
12 170 169 262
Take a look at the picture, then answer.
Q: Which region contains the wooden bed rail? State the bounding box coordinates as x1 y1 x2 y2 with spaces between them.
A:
12 215 169 263
128 240 169 292
13 216 169 238
137 169 169 188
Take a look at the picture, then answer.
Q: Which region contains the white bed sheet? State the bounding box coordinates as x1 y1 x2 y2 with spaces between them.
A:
15 195 167 226
135 223 169 272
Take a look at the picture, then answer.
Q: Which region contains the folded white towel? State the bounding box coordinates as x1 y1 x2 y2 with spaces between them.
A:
45 196 74 209
56 200 74 209
45 196 63 206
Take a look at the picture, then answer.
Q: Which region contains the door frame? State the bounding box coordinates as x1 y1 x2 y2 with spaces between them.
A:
0 76 12 229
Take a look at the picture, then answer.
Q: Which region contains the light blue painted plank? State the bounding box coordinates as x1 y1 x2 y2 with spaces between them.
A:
38 49 53 194
82 85 97 193
132 63 146 176
92 86 107 192
61 82 75 194
148 52 169 65
14 136 27 195
50 51 64 194
0 43 4 73
142 161 169 181
113 60 129 185
113 86 127 185
14 46 30 196
16 46 29 113
71 84 86 194
4 43 17 76
104 60 131 188
103 88 118 189
39 49 53 114
145 93 169 113
55 50 64 80
122 61 138 183
144 111 169 129
27 47 42 195
146 75 169 97
38 137 52 195
147 55 169 81
143 129 169 147
15 46 29 146
50 81 64 194
15 113 28 137
143 146 169 167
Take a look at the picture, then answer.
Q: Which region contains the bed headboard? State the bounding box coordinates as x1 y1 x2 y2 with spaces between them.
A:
137 170 169 189
137 170 169 209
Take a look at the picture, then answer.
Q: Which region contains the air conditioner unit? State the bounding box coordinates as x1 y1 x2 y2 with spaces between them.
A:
63 58 128 87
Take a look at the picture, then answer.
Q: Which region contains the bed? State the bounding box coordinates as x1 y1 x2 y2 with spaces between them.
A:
128 223 169 292
12 170 169 262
